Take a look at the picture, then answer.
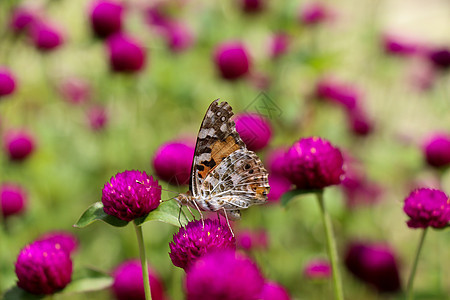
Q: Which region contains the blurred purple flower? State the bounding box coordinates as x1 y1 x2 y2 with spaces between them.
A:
90 0 124 39
423 133 450 168
102 170 161 222
239 0 265 14
59 78 91 104
315 77 360 110
87 105 108 131
235 113 272 151
237 229 268 251
267 174 291 202
344 242 401 293
285 137 344 189
15 240 73 295
30 21 64 52
144 6 172 29
38 232 78 256
107 33 147 73
408 58 436 92
169 219 236 271
270 32 289 59
0 68 17 98
303 259 331 279
152 141 194 185
382 34 422 57
186 251 265 300
0 183 27 218
259 281 291 300
428 47 450 71
9 7 37 34
266 148 288 177
214 41 251 81
164 22 194 53
3 129 35 162
403 188 450 229
112 260 166 300
299 2 330 26
347 108 374 136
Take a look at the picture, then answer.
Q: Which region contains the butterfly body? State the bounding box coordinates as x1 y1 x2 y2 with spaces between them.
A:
176 99 270 220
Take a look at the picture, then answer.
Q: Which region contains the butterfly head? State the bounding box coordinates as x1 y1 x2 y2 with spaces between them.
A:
175 192 192 206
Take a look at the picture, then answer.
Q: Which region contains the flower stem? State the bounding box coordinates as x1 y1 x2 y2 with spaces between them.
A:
406 228 428 300
316 191 344 300
134 223 152 300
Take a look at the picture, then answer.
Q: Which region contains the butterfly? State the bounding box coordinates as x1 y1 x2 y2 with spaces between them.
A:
176 99 270 223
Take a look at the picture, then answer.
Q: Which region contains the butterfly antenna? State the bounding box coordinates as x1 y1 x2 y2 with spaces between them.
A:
135 180 180 194
221 207 234 237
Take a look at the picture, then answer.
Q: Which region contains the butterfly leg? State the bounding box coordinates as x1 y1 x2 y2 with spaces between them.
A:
221 207 235 237
190 200 205 228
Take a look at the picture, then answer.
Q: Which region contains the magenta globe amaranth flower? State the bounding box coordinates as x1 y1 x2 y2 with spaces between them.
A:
239 0 265 14
303 259 332 279
169 219 236 271
266 148 288 177
15 241 73 295
214 41 251 81
186 251 264 300
4 129 35 161
299 2 330 26
235 113 272 151
270 33 289 59
87 105 108 131
38 232 78 256
382 34 421 57
0 68 17 98
347 108 374 136
423 133 450 168
153 141 194 185
428 47 450 71
59 78 91 104
30 22 64 52
112 260 166 300
403 188 450 229
237 229 268 251
90 0 124 39
102 170 161 222
267 174 291 202
285 137 344 189
9 7 37 34
315 77 359 110
344 242 401 293
259 281 291 300
0 183 27 218
107 33 147 73
163 22 194 53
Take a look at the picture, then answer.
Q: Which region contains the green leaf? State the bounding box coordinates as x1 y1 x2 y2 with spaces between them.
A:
281 188 323 206
3 286 44 300
62 277 113 294
73 202 128 228
134 200 189 227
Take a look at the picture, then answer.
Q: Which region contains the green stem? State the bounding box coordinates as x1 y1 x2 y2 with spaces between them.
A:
406 228 428 300
134 223 152 300
316 191 344 300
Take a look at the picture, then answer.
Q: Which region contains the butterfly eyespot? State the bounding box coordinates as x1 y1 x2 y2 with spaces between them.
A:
220 116 226 122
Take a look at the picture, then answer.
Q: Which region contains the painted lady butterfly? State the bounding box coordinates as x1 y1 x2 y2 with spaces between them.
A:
176 99 270 221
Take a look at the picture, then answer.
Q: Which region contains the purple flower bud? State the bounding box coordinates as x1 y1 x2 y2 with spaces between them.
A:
344 242 401 293
3 129 35 161
15 240 73 295
347 108 374 136
423 133 450 168
152 141 194 185
239 0 265 14
428 47 450 71
315 77 359 110
235 113 272 151
285 137 344 189
299 2 330 26
267 174 291 202
214 41 251 81
38 232 78 256
303 259 331 279
169 219 236 271
101 170 161 222
382 34 422 57
30 21 64 52
237 229 268 251
90 0 124 39
163 22 194 53
259 281 291 300
186 251 265 300
0 183 27 218
112 260 166 300
58 78 91 104
9 7 37 34
87 105 108 131
144 6 172 29
403 188 450 229
107 33 147 73
270 33 289 59
0 68 17 98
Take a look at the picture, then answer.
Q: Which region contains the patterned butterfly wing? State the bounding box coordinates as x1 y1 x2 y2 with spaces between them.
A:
189 99 246 198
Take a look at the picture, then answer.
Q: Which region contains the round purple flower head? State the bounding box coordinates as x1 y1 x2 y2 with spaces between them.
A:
107 33 147 73
4 129 35 161
315 77 359 110
347 108 374 136
15 240 73 295
38 232 78 256
403 188 450 229
239 0 265 14
423 133 450 168
303 259 331 279
214 41 251 81
169 219 236 271
9 7 37 34
102 170 161 222
344 242 401 293
59 78 91 105
285 137 344 189
299 2 330 26
153 141 194 186
112 260 166 300
235 113 272 151
237 229 268 251
270 33 289 59
30 22 64 52
0 183 27 218
90 0 124 39
267 174 291 202
382 34 421 57
186 251 265 300
164 22 194 53
87 105 108 131
428 47 450 71
0 67 17 98
259 281 291 300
